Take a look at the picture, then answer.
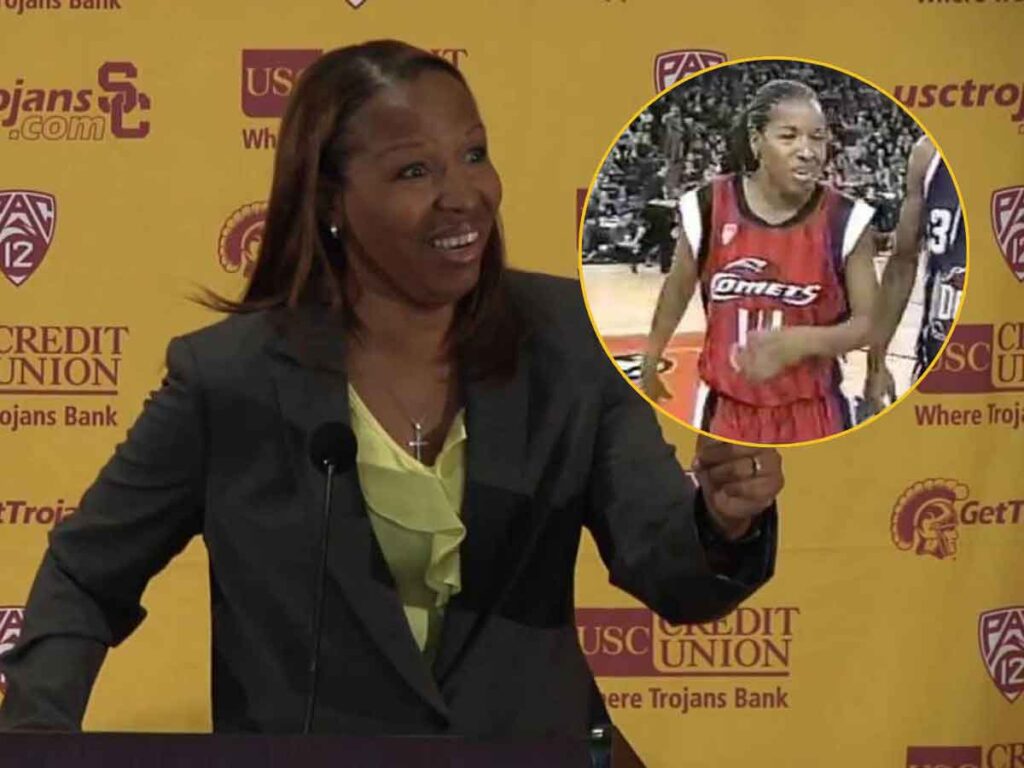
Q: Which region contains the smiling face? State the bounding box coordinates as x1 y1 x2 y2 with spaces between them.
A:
750 98 828 198
334 69 501 309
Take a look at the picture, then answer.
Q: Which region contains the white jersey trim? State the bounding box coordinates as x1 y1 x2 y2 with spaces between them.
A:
693 379 712 429
842 199 876 262
950 205 963 247
678 189 702 257
923 147 942 200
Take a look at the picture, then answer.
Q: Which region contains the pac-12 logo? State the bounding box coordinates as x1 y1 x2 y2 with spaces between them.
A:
653 50 726 93
993 186 1024 282
0 190 56 287
979 606 1024 704
0 607 25 695
218 202 266 278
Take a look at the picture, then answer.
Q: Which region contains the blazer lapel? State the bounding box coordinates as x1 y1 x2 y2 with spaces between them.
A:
433 347 533 684
264 312 449 719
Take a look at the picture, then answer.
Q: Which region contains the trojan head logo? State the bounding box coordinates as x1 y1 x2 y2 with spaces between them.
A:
979 606 1024 704
0 606 25 695
345 0 369 6
653 50 726 93
890 479 968 560
218 202 267 278
0 190 56 287
993 186 1024 282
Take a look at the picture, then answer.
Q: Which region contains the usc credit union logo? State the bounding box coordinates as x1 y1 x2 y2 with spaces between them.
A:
575 606 798 677
241 47 470 119
907 745 1024 768
918 323 1024 393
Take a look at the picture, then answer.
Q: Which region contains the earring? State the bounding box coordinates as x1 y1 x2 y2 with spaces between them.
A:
329 223 340 239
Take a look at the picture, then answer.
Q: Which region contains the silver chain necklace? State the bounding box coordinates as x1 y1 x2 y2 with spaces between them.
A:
373 383 432 463
406 420 428 462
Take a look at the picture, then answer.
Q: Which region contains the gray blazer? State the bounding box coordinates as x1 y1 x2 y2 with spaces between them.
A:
0 271 776 736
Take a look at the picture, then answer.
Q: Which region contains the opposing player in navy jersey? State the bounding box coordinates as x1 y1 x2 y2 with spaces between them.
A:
865 135 966 412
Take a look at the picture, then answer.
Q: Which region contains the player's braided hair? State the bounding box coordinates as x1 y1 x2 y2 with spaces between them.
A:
724 79 820 173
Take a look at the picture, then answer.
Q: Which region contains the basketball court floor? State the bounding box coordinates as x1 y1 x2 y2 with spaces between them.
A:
581 255 924 428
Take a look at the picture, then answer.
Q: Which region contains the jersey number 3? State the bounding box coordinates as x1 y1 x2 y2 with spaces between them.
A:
927 208 957 256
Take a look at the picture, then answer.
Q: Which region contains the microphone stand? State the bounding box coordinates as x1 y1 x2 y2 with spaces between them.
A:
303 460 335 734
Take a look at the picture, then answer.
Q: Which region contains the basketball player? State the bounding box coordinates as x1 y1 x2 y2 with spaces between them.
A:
640 79 878 444
864 135 965 412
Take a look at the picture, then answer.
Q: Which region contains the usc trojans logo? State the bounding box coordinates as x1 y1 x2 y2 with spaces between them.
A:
890 479 969 560
218 202 267 278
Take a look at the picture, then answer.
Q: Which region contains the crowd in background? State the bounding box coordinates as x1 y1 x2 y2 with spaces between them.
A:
583 62 921 269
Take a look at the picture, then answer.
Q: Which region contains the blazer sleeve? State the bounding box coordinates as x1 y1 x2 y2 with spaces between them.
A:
583 362 777 625
0 336 206 731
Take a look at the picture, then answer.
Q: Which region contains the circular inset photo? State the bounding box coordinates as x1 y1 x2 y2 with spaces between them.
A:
579 57 968 447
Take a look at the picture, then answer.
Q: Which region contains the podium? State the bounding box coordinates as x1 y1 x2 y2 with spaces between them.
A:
0 726 645 767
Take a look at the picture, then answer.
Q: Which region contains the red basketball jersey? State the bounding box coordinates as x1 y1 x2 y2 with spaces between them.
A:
681 175 874 406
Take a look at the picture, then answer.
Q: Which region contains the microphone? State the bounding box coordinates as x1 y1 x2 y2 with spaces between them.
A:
303 422 357 735
309 422 357 474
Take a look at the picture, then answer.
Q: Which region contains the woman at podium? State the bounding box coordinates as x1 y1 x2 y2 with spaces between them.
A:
0 41 782 736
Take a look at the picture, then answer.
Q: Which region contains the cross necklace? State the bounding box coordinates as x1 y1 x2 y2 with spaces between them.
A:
406 419 428 463
375 383 431 463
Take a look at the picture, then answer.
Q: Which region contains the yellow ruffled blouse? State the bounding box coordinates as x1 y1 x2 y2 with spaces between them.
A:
348 385 467 662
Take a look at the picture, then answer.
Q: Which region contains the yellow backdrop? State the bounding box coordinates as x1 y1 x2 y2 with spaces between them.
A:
0 1 1021 766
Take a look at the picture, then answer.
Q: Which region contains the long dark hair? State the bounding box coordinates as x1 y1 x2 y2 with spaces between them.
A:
724 79 820 174
200 40 523 380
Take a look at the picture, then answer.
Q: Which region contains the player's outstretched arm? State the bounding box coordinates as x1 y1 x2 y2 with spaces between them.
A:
862 136 932 408
736 230 878 383
641 232 698 400
868 136 932 367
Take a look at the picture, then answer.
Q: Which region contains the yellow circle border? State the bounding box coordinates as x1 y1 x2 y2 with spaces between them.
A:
575 53 972 450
